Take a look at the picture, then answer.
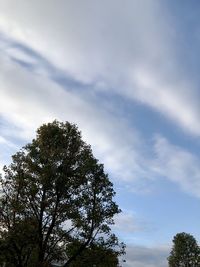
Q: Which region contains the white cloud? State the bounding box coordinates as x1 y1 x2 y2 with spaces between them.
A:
1 44 200 199
124 244 169 267
0 1 200 200
154 135 200 198
0 0 166 81
1 46 200 199
129 68 200 136
0 135 9 145
113 211 146 234
1 3 200 264
0 0 199 138
0 135 18 150
0 50 147 186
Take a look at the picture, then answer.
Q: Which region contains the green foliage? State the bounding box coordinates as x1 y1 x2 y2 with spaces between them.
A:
168 232 200 267
0 218 37 267
68 245 119 267
0 121 124 267
66 236 125 267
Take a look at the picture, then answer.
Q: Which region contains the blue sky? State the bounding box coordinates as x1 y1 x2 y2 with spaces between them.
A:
1 1 200 266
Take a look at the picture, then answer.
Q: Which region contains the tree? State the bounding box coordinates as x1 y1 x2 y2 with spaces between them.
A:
168 232 200 267
0 121 124 267
0 217 38 267
66 235 124 267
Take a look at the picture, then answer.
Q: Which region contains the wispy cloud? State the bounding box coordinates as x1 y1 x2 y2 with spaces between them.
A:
1 2 200 265
154 135 200 198
0 41 147 185
124 244 169 267
130 68 200 136
0 135 13 146
113 211 148 234
1 37 200 200
0 0 199 139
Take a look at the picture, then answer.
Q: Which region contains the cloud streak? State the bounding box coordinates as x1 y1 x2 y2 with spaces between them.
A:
1 33 200 200
0 40 147 187
1 2 200 266
124 244 169 267
113 211 148 234
0 0 200 139
154 135 200 198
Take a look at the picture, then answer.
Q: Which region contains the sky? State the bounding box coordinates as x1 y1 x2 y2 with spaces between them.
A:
1 1 200 266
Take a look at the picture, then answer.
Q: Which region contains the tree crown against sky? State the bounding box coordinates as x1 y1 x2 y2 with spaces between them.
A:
0 120 124 267
168 232 200 267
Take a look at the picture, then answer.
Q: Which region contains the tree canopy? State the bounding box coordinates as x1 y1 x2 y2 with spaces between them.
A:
0 121 124 267
168 232 200 267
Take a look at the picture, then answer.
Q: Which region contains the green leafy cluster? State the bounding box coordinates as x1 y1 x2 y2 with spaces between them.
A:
168 232 200 267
